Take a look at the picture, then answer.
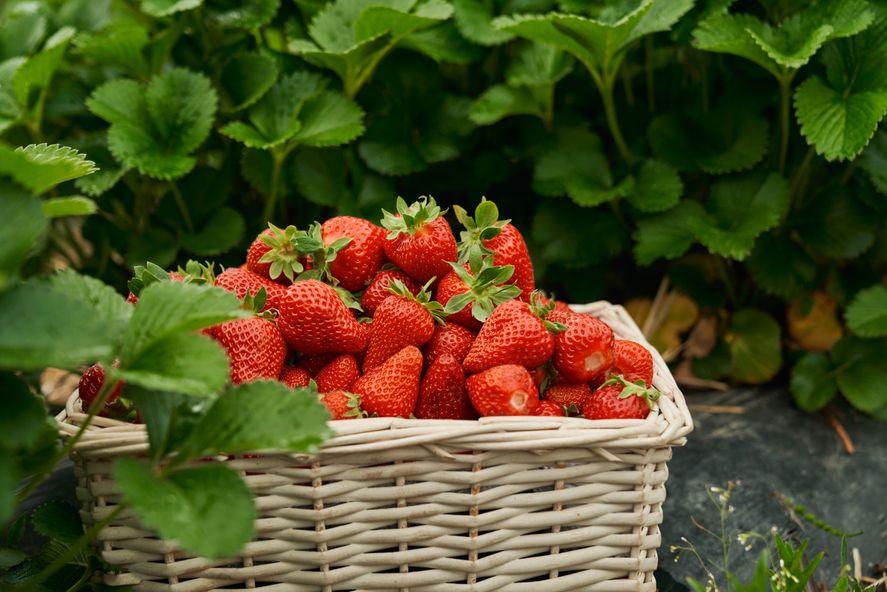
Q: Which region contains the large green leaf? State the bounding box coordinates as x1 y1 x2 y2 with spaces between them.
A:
74 25 150 79
0 372 51 451
746 233 816 299
469 84 542 125
177 380 331 461
687 173 789 260
40 196 97 218
141 0 202 17
533 126 611 199
219 52 278 112
47 270 131 334
790 352 837 412
121 281 247 363
632 201 700 265
795 190 877 259
845 284 887 337
0 144 97 195
206 0 280 28
117 332 230 396
0 191 46 284
795 16 887 161
127 389 213 460
727 309 782 384
14 27 75 106
453 0 513 46
506 43 573 87
0 282 114 371
860 130 887 195
832 337 887 413
114 459 256 559
627 159 682 213
291 90 365 147
532 199 628 267
0 7 46 59
180 207 245 256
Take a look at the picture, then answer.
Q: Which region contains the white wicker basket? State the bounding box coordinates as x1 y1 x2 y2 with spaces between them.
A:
56 301 693 591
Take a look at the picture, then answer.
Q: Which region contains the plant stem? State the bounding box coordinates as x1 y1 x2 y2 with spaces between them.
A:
16 379 118 505
597 69 635 166
169 183 194 233
790 145 815 208
20 502 129 592
345 41 396 99
645 36 655 112
777 70 796 175
263 147 287 223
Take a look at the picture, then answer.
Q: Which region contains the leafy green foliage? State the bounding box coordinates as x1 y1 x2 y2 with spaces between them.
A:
726 309 782 384
845 284 887 337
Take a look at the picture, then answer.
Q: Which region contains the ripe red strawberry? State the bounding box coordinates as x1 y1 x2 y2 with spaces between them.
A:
533 400 565 416
298 353 336 376
212 317 286 384
315 354 360 392
362 280 444 371
609 340 654 386
361 269 421 316
321 390 363 420
279 365 311 388
423 322 475 366
453 199 535 300
78 363 124 410
544 382 592 408
321 216 387 291
380 196 457 283
215 267 286 311
436 259 521 331
466 364 539 416
581 377 661 420
549 309 615 383
352 346 423 417
276 280 367 355
246 225 311 282
415 354 476 420
462 294 564 374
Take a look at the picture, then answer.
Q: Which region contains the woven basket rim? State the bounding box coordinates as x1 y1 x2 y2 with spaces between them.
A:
56 300 693 453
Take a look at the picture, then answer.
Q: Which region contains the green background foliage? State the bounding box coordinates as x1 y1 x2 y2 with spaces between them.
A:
1 0 886 421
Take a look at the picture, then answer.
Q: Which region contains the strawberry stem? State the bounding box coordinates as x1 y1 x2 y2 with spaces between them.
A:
600 375 662 409
380 196 445 238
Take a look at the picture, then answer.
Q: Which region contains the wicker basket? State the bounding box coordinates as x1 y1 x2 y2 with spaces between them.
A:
56 301 693 591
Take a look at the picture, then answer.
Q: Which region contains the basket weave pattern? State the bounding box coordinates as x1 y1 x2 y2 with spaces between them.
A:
57 301 693 591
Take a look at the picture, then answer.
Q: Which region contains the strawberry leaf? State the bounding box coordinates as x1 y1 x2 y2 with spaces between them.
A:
860 130 887 195
469 84 542 125
206 0 280 28
746 233 816 300
632 200 701 265
0 372 52 452
790 352 837 412
0 191 46 283
831 337 887 414
219 52 278 112
506 43 573 87
795 190 877 259
140 0 202 18
627 159 682 213
291 90 365 147
114 459 255 559
0 143 97 195
117 332 230 395
74 25 150 79
180 207 245 256
0 8 46 59
845 284 887 337
727 309 782 384
453 0 513 46
400 22 481 64
13 27 74 107
40 196 96 218
533 126 612 200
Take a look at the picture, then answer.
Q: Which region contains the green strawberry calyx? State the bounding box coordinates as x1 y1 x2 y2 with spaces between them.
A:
442 256 521 323
258 223 309 282
240 288 277 320
290 221 353 285
176 260 216 285
600 375 662 409
380 195 446 238
388 277 447 324
529 291 567 334
453 197 509 270
127 260 211 297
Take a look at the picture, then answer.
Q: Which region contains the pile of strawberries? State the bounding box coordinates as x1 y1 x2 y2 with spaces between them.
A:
80 197 661 421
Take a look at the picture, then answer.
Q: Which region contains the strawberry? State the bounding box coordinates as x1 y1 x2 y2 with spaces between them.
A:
246 225 310 282
530 365 553 392
549 309 615 383
212 316 287 384
280 365 311 388
454 199 534 300
537 294 572 315
215 267 286 311
380 196 457 283
362 280 444 372
533 400 566 416
298 353 336 376
361 269 421 316
321 216 387 291
544 381 592 409
276 280 367 355
609 340 654 386
462 293 565 374
126 262 191 304
415 354 476 420
581 376 661 420
321 390 363 420
465 364 539 416
436 258 521 331
352 346 423 417
78 363 124 410
423 322 475 366
315 354 360 392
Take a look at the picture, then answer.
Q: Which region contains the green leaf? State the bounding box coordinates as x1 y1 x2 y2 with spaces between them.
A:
632 200 701 265
114 458 255 559
687 173 789 260
14 27 75 106
117 332 230 396
291 90 365 147
147 68 217 155
31 501 83 544
0 8 46 59
469 84 541 125
832 337 887 413
453 0 513 46
219 52 278 112
0 282 113 371
795 189 876 258
790 352 837 412
0 144 98 195
795 17 887 162
291 148 349 207
0 372 50 451
0 456 15 526
0 58 23 133
180 207 245 256
206 0 280 28
533 126 611 199
860 130 887 195
727 309 782 384
47 269 131 332
0 548 25 570
140 0 202 18
0 191 46 283
74 25 150 78
128 389 212 460
400 22 481 64
177 380 331 461
40 196 97 218
506 43 573 87
746 233 816 299
845 284 887 337
121 281 247 363
532 199 628 267
55 0 111 33
627 159 682 212
566 175 634 207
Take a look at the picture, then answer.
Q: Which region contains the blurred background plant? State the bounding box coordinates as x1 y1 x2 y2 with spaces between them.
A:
1 0 885 419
